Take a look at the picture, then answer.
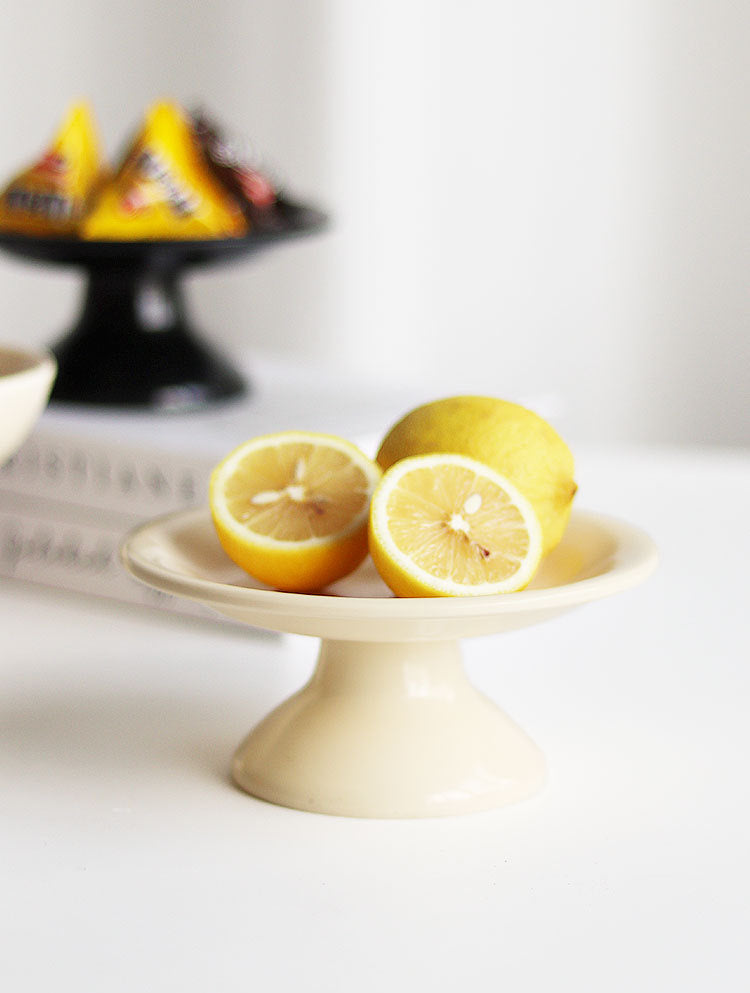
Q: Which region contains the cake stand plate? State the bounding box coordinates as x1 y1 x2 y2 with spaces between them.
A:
0 202 326 411
121 508 658 818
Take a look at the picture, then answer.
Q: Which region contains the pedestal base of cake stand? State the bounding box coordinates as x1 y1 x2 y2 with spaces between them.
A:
231 637 545 819
120 506 659 820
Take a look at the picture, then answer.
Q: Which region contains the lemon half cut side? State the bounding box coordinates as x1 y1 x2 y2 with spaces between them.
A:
376 395 576 555
210 431 382 592
369 453 543 597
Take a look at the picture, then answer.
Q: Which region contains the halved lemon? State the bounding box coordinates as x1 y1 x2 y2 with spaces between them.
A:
368 453 543 597
209 431 382 592
376 396 576 555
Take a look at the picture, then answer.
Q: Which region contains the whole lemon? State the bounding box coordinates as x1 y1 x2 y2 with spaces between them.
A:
376 396 577 555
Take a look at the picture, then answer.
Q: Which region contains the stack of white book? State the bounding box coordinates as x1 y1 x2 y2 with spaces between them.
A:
0 356 411 620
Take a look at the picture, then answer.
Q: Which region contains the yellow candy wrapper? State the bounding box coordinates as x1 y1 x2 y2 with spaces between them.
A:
0 102 103 236
82 102 247 240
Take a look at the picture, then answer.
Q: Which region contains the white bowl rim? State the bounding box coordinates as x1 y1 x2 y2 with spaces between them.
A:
0 344 57 380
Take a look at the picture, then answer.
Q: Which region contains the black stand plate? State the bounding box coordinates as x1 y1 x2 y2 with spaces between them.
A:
0 202 326 411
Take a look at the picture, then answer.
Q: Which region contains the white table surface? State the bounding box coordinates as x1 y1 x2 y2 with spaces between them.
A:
2 444 748 992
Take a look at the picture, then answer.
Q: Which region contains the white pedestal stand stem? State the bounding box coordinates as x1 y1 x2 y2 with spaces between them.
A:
232 637 545 818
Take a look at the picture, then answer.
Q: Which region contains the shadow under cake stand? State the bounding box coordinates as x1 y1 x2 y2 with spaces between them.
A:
0 202 326 411
121 508 658 819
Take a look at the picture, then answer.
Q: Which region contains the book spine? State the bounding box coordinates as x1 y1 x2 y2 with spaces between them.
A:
0 430 223 622
0 502 224 622
0 427 214 518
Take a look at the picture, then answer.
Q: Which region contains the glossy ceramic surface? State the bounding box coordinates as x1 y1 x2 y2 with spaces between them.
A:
0 346 56 464
121 508 658 817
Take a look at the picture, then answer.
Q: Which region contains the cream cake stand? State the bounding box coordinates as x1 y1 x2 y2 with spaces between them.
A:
121 508 657 819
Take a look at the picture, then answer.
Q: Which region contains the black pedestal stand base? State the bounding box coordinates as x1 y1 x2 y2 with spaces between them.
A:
0 204 327 412
51 266 246 411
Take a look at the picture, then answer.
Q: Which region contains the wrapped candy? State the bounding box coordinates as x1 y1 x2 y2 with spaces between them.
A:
0 102 103 236
82 102 247 240
192 111 283 231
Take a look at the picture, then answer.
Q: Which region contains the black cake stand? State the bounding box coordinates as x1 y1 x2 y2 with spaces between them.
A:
0 202 326 411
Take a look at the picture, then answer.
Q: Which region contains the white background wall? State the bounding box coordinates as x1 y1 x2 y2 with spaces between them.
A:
0 1 747 445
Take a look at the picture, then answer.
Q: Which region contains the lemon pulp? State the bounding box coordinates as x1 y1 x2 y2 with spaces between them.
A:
210 432 381 592
369 454 543 597
223 440 371 541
